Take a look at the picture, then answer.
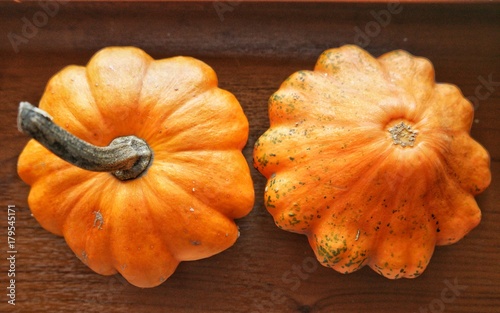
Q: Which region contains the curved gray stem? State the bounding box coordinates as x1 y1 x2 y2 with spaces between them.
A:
17 102 152 181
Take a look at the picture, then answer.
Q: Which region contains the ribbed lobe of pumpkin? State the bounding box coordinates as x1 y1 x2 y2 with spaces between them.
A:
253 45 491 279
17 47 254 287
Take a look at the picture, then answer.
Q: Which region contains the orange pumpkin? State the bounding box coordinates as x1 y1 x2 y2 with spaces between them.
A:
253 45 491 279
17 47 254 287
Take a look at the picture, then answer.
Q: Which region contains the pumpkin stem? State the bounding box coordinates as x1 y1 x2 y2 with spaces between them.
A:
17 102 152 181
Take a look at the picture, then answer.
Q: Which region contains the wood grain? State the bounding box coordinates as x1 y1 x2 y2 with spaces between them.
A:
1 2 499 313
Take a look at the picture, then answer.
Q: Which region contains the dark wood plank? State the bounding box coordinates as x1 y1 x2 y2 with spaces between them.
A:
1 2 499 313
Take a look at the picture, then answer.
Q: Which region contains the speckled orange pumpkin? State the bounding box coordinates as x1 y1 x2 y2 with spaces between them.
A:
254 45 491 279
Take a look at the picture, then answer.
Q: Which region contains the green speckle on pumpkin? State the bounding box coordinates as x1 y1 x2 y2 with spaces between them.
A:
289 216 301 226
266 195 275 208
257 153 269 167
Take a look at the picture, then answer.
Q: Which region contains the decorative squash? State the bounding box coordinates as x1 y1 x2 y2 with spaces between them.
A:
253 45 491 279
17 47 254 288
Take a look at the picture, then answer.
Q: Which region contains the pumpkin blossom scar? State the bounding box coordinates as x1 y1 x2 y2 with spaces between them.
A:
388 121 418 147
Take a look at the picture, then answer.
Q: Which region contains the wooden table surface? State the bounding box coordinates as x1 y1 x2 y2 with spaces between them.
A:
1 1 499 313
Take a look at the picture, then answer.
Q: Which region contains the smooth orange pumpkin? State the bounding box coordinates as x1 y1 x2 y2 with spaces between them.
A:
17 47 254 287
254 45 491 279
